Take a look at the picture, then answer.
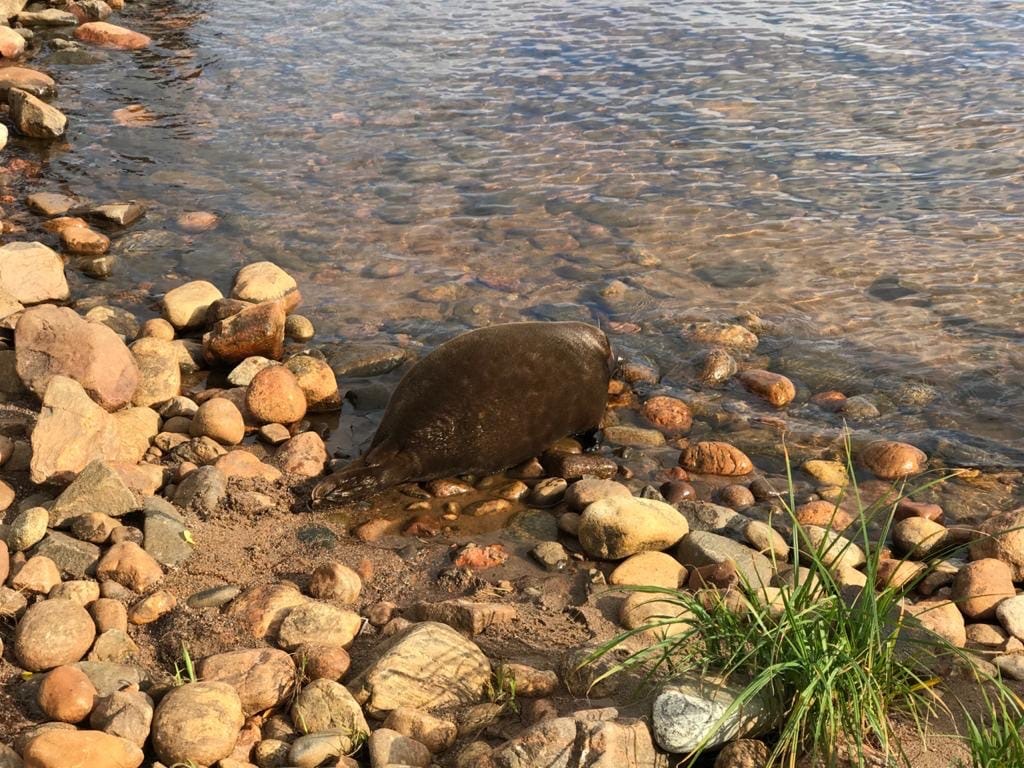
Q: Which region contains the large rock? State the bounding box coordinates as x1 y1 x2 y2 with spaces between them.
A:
197 648 296 716
162 280 223 329
0 0 26 21
21 729 143 768
49 459 137 528
190 397 245 445
952 559 1015 621
676 531 775 588
14 599 96 671
652 676 778 753
0 67 55 98
129 338 180 407
151 682 244 766
484 715 667 768
969 507 1024 581
225 582 308 638
290 679 368 736
30 377 154 484
859 440 927 480
578 497 689 560
203 300 286 365
0 242 68 304
679 442 754 476
16 305 139 410
73 21 150 50
8 87 66 138
284 354 341 412
95 542 163 593
277 601 362 650
351 622 490 717
232 261 301 311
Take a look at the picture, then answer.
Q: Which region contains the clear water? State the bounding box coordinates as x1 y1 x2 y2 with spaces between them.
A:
11 0 1024 467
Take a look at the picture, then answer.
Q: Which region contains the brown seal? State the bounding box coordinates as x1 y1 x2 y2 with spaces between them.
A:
312 321 612 503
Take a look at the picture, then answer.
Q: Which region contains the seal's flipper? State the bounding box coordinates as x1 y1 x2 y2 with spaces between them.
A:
310 451 418 505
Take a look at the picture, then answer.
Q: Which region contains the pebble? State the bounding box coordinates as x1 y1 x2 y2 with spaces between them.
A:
14 598 96 671
698 348 738 385
11 555 61 594
679 441 753 476
285 314 315 340
859 440 927 480
232 261 301 310
579 496 690 560
38 664 97 723
7 505 48 550
892 517 948 559
177 210 218 231
307 562 362 603
151 682 244 766
802 459 850 487
528 477 568 507
74 21 151 49
296 642 351 682
89 689 153 748
277 601 362 650
796 525 866 570
660 480 696 504
162 279 224 329
952 559 1015 620
678 531 775 587
541 452 618 480
531 541 569 571
996 594 1024 641
274 431 328 476
258 423 292 445
187 584 241 609
382 707 458 754
60 225 110 256
737 369 795 407
641 395 693 434
894 498 944 523
969 508 1024 581
190 397 245 445
564 478 632 511
9 87 66 138
127 589 176 624
795 499 854 531
368 728 432 768
290 678 369 735
715 484 755 511
88 629 139 663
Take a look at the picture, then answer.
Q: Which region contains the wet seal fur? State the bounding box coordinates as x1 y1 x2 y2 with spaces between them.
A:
312 321 612 503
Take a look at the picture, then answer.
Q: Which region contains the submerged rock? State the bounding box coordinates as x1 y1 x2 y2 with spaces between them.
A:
8 87 66 138
74 21 150 50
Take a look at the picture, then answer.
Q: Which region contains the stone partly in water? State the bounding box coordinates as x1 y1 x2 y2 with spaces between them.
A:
285 354 342 412
232 261 301 310
0 26 26 58
577 496 690 560
859 440 927 480
162 280 224 330
74 21 151 49
0 241 69 304
679 441 754 476
8 87 66 138
737 369 796 408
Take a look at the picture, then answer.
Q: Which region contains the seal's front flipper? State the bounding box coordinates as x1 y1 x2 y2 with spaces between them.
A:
311 463 387 505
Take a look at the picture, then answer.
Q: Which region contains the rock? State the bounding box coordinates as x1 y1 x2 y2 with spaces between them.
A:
38 664 97 723
0 26 26 58
564 479 632 512
232 262 300 311
226 582 307 638
138 318 175 341
368 729 431 768
7 506 48 550
85 306 139 339
993 654 1024 681
996 594 1024 641
284 355 341 412
227 356 276 386
652 676 777 753
288 732 355 768
8 87 66 138
0 66 55 98
204 300 286 365
215 450 282 482
170 435 225 465
16 8 77 25
176 210 218 231
698 348 738 385
274 431 327 477
802 459 850 487
290 678 368 735
414 599 516 636
609 551 686 588
619 592 693 639
60 226 109 256
795 500 854 532
742 520 789 559
531 540 569 571
172 464 226 514
952 559 1015 621
541 451 618 480
88 628 139 663
32 532 100 580
50 459 137 527
892 517 948 559
96 542 163 592
295 643 350 682
323 342 408 378
0 585 28 619
906 600 966 648
16 305 137 411
72 661 144 697
485 716 666 768
162 280 223 329
186 584 240 609
129 337 180 407
151 682 244 766
73 21 150 49
351 621 490 717
80 202 146 226
970 507 1024 581
860 440 927 480
285 314 314 341
190 397 245 445
246 365 307 424
451 542 509 570
308 562 361 604
737 369 796 407
676 531 775 588
10 555 60 594
49 579 100 605
682 322 758 351
641 395 692 434
276 601 362 650
602 425 666 448
127 589 175 624
197 648 296 716
21 730 143 768
529 477 568 507
109 463 164 496
578 496 689 560
14 599 96 671
796 525 866 570
713 739 770 768
27 191 76 216
679 442 754 476
716 484 755 511
89 689 153 748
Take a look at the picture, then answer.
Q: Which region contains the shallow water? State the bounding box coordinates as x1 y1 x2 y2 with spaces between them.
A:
10 0 1024 465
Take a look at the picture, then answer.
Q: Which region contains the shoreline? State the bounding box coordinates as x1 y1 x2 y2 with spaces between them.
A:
1 3 1024 768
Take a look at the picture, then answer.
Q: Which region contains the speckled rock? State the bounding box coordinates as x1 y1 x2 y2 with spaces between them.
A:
679 442 753 476
246 365 307 424
197 648 296 716
14 599 96 671
151 682 244 766
290 678 368 736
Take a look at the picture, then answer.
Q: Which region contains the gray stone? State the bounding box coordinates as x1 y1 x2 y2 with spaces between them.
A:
8 88 66 138
486 715 667 768
89 689 153 748
674 500 742 533
50 460 138 528
996 594 1024 642
72 661 145 697
676 531 775 588
186 584 241 609
143 505 193 568
173 465 226 514
34 531 101 579
322 343 408 378
531 541 569 571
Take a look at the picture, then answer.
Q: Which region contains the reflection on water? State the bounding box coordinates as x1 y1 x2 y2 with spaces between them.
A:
9 0 1024 462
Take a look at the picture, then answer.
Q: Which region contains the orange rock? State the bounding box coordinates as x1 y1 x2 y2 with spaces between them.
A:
641 395 692 434
738 369 796 407
796 500 855 532
810 390 846 411
22 729 143 768
860 440 927 480
0 27 27 59
952 559 1015 620
42 216 91 234
74 22 151 51
215 450 282 482
60 226 110 255
452 543 509 570
37 665 97 723
679 441 753 476
177 211 218 232
246 365 306 424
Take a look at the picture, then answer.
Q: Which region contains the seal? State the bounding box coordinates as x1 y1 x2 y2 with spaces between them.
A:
312 321 612 503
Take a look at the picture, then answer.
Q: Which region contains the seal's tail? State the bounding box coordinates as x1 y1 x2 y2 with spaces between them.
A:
311 463 387 505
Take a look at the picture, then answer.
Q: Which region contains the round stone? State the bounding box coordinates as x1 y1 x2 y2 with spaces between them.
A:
14 599 97 671
151 682 244 766
860 440 927 480
190 397 245 445
38 664 97 723
246 365 307 424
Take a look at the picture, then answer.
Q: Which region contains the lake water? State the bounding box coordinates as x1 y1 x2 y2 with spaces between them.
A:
12 0 1024 470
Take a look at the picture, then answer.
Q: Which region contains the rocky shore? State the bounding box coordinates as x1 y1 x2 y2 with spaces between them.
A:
2 2 1024 768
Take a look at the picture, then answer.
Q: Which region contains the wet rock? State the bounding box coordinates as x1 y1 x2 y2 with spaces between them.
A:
308 561 362 603
274 431 327 477
324 342 408 378
796 525 865 570
738 369 796 407
14 598 96 671
16 8 77 25
7 505 47 550
285 314 315 341
246 365 307 424
642 395 693 434
60 226 109 256
204 300 286 365
16 305 137 410
603 425 665 448
795 499 854 532
190 397 245 445
85 306 138 339
176 210 218 231
382 707 457 754
952 559 1014 621
578 496 689 560
50 459 136 528
802 459 849 487
21 730 143 768
232 261 301 311
679 441 753 476
74 21 150 49
682 322 758 351
10 555 60 594
276 601 362 650
96 542 163 592
895 498 943 523
698 348 738 385
859 440 927 480
969 508 1024 581
290 678 368 735
285 354 341 412
226 582 307 638
151 682 244 766
162 280 223 330
531 540 569 571
27 191 76 216
677 531 775 588
8 87 66 138
541 452 618 481
609 551 687 589
716 484 755 511
892 517 948 559
484 715 666 768
34 532 101 579
173 464 226 513
197 648 296 716
653 676 777 753
351 621 490 717
38 664 97 723
564 478 631 512
89 689 153 748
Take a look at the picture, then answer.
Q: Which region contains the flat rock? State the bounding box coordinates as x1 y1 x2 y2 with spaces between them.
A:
323 342 409 378
34 531 101 579
225 582 308 638
276 601 362 650
142 504 193 567
162 280 223 330
50 459 137 527
89 689 153 748
484 716 666 768
0 241 69 305
95 542 163 592
74 21 150 49
653 676 778 753
676 531 775 588
27 191 76 215
413 599 516 636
